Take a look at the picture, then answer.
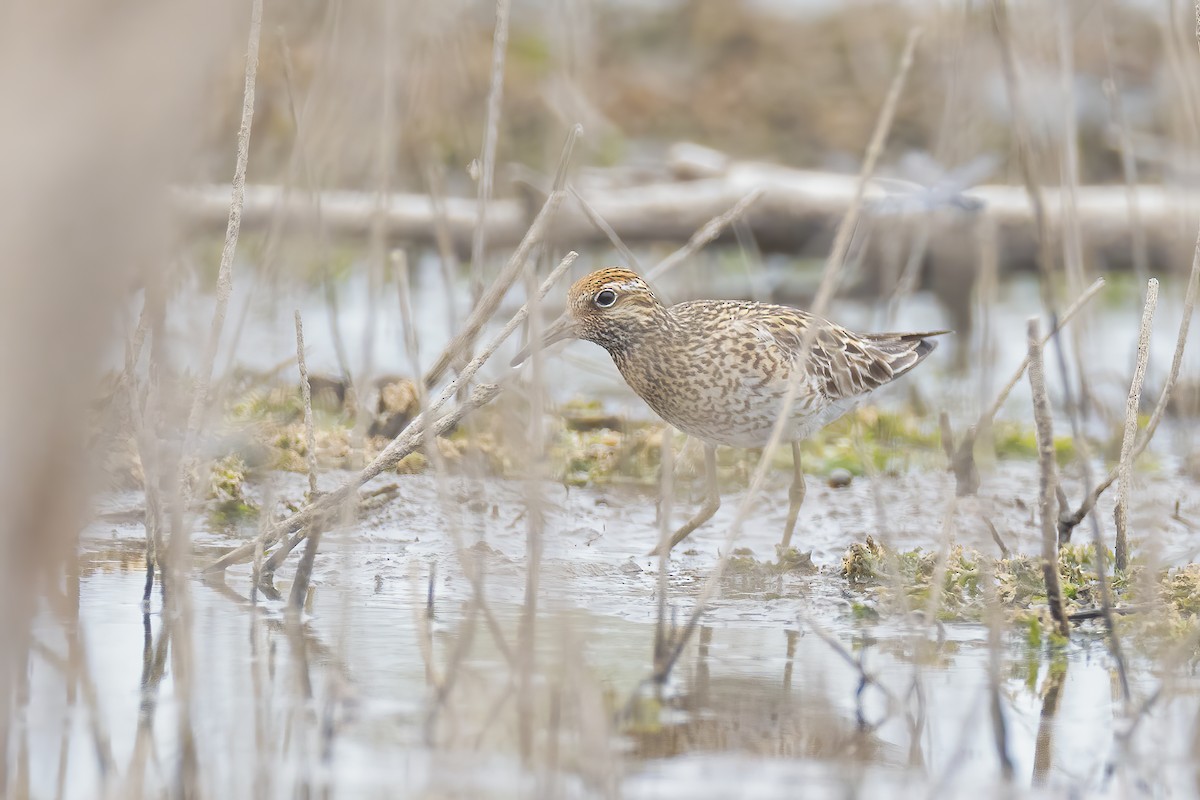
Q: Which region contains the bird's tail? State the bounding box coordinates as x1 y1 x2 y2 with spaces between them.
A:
863 329 952 379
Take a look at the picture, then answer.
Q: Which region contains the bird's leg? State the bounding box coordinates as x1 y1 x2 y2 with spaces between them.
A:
649 443 720 556
779 441 806 551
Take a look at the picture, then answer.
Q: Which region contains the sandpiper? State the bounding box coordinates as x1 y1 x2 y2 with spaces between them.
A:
514 268 948 555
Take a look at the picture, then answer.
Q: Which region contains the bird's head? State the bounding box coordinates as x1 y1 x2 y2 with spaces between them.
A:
511 267 666 364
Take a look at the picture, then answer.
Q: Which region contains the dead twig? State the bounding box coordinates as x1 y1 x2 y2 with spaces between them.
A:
813 26 922 311
1059 226 1200 541
568 183 641 272
423 186 568 390
1027 318 1069 639
287 311 322 615
1115 279 1159 571
295 311 318 499
203 251 578 574
468 0 512 307
940 278 1105 496
183 0 262 452
646 188 766 281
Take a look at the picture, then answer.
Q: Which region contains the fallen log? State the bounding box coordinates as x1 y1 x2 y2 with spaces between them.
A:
172 160 1200 276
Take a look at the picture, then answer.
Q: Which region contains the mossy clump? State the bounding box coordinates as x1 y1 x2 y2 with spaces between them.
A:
207 455 258 528
840 536 1200 643
840 536 981 619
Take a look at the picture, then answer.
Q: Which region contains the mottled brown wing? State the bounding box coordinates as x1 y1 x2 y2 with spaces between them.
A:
762 310 948 402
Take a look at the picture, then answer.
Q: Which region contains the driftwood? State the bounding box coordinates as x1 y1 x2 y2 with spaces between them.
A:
173 146 1200 276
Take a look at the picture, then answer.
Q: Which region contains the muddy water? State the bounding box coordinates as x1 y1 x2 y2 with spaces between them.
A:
48 253 1200 795
21 450 1200 798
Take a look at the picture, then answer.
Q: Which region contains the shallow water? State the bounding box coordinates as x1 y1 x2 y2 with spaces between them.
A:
18 446 1200 798
49 247 1200 796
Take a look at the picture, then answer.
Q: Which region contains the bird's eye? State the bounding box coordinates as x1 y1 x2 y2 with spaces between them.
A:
594 289 618 308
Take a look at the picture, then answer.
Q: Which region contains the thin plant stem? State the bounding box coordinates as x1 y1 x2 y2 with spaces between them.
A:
1115 279 1159 571
469 0 512 306
1027 318 1069 639
813 26 922 311
204 252 579 574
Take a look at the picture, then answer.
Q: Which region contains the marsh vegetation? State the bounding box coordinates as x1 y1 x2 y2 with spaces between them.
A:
6 1 1200 798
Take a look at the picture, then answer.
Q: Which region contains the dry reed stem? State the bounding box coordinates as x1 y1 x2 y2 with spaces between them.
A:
424 163 463 336
429 120 578 391
813 26 922 311
295 311 318 498
1027 318 1069 639
517 244 550 762
969 277 1105 444
204 252 579 573
1099 18 1150 291
1061 229 1200 538
652 31 921 682
646 188 766 281
1115 279 1159 571
278 21 356 390
469 0 512 306
183 0 262 451
395 251 518 682
991 0 1057 314
286 310 322 615
423 191 566 388
1055 0 1096 414
568 183 642 272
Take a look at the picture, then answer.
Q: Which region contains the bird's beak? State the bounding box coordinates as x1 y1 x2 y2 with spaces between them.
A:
511 314 578 366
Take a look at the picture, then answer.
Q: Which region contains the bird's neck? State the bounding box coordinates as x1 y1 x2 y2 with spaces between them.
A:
605 305 681 374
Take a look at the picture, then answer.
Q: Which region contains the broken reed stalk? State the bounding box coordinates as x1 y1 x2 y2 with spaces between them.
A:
942 278 1105 496
295 311 318 498
1055 0 1096 415
568 183 642 272
278 26 356 391
1115 279 1159 571
425 125 578 389
395 249 514 669
991 0 1057 316
985 278 1105 426
517 255 549 763
203 251 579 574
286 310 322 614
1099 19 1150 292
1060 228 1200 540
647 188 766 281
651 30 922 684
183 0 262 452
423 188 567 389
813 26 922 310
468 0 512 307
1027 318 1069 639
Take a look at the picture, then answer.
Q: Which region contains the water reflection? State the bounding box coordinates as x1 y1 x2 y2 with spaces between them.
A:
21 540 1200 798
